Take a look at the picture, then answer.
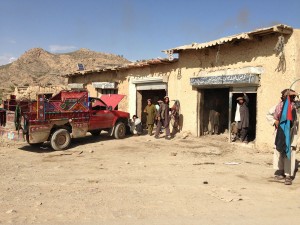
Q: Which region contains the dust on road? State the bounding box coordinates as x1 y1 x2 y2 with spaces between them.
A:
0 133 299 225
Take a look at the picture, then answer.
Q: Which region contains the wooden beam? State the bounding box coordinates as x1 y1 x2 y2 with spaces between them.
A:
273 26 293 34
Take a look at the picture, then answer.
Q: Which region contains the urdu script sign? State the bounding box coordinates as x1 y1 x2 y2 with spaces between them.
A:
190 74 260 86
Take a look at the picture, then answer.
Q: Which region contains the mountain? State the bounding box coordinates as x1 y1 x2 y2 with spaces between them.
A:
0 48 130 98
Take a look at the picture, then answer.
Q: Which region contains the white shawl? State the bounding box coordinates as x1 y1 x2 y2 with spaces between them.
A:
234 103 240 122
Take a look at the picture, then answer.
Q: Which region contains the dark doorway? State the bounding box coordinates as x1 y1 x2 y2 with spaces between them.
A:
231 93 257 142
202 88 229 134
137 89 166 126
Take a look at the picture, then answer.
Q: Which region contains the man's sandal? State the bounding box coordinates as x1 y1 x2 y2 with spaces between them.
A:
274 175 285 180
284 176 293 185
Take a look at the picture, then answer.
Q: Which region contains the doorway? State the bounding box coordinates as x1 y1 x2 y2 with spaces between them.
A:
201 88 229 135
231 93 257 142
137 89 166 126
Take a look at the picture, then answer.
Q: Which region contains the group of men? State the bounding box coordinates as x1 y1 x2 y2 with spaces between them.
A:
130 89 299 185
233 89 298 185
131 96 178 140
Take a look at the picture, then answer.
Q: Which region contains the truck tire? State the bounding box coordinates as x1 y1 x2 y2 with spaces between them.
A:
50 129 71 151
90 130 101 136
114 122 126 139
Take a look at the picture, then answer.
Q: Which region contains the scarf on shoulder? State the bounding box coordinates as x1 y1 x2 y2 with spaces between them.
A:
275 97 294 159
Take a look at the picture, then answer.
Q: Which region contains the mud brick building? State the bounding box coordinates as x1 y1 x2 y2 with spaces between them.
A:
66 24 300 150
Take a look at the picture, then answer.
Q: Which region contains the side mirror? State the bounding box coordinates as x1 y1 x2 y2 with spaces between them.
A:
107 106 113 111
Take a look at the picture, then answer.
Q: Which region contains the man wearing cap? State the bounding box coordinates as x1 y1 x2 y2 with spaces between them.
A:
155 96 171 140
266 89 299 185
143 99 156 136
235 93 249 143
155 100 163 111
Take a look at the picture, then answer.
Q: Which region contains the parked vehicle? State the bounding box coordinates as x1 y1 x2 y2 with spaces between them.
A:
1 90 130 150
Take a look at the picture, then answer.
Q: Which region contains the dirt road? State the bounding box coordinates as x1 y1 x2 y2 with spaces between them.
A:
0 133 299 225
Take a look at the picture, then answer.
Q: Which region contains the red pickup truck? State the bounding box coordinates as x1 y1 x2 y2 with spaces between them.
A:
1 90 130 150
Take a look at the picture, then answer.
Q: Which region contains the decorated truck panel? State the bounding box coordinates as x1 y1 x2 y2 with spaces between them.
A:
0 90 130 150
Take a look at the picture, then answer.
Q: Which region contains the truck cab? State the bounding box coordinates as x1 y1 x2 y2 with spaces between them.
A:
88 96 130 139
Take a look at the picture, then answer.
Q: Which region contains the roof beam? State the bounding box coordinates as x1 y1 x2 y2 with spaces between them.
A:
273 26 293 34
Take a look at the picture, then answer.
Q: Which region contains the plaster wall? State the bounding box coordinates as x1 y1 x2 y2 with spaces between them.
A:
68 30 300 150
68 70 129 112
177 31 300 150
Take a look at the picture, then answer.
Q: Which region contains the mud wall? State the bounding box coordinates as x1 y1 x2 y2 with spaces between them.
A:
177 31 300 150
68 29 300 150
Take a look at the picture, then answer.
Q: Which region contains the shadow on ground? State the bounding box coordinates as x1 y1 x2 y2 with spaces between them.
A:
18 132 133 153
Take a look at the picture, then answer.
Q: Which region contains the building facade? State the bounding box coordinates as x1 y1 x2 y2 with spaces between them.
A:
66 59 178 125
66 24 300 150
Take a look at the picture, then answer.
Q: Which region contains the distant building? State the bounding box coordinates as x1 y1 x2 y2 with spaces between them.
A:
12 85 65 100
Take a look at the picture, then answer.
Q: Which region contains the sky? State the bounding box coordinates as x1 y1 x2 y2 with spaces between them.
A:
0 0 300 65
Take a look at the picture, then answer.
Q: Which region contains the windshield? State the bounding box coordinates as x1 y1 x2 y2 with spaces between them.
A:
89 97 108 110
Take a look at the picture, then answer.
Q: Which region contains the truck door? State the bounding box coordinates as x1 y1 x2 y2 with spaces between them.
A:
89 99 114 130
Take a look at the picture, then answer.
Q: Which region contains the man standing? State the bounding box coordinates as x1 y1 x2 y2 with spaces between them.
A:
155 100 163 132
155 96 171 140
266 89 298 185
170 100 181 135
208 99 221 135
143 99 156 136
235 93 249 143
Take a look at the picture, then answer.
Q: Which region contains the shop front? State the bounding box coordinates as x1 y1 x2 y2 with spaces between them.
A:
128 77 167 124
191 70 261 143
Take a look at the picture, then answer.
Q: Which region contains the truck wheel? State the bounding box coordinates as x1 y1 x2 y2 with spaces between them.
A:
50 129 71 151
90 130 101 136
114 122 126 139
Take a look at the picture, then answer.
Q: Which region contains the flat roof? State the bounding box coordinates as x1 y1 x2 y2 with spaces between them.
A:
163 24 293 53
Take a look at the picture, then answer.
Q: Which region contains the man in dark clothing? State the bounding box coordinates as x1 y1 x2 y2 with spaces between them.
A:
208 99 221 135
236 93 249 143
155 96 171 140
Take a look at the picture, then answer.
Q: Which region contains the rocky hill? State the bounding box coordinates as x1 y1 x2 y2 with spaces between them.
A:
0 48 130 98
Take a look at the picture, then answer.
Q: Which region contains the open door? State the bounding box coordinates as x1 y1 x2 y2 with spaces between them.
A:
231 92 257 142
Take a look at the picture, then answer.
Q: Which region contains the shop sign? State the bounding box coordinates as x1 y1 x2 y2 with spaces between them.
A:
92 82 116 89
190 74 260 86
68 83 84 89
